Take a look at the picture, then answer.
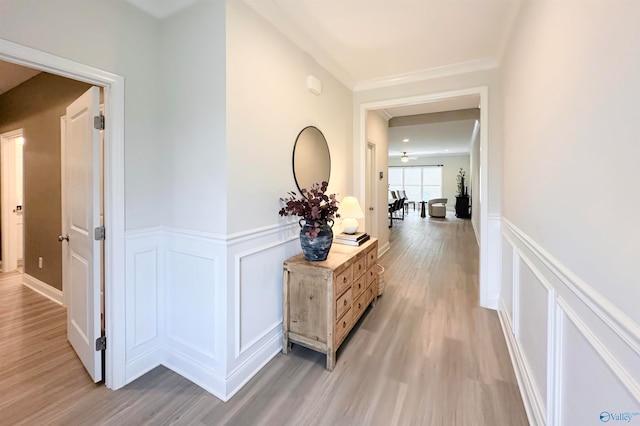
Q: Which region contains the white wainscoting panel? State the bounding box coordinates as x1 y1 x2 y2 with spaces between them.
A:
124 229 164 382
483 214 501 309
166 250 217 357
161 227 227 399
501 235 514 324
226 222 300 400
124 223 310 402
499 218 640 426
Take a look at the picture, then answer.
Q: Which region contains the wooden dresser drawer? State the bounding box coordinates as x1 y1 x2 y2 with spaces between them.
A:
366 244 377 269
335 267 352 296
366 264 377 285
353 254 366 280
334 309 352 346
366 280 376 304
336 288 352 320
353 275 366 299
353 291 368 322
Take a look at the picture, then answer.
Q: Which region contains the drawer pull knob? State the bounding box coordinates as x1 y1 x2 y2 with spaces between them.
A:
343 277 347 283
310 295 314 300
358 303 362 309
343 321 347 328
343 299 347 306
359 265 362 270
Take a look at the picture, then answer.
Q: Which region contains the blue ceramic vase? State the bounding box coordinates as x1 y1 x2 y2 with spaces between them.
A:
299 219 333 261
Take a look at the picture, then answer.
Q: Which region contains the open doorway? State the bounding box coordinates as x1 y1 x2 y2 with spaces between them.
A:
0 65 106 381
0 38 126 389
0 128 25 273
358 86 498 309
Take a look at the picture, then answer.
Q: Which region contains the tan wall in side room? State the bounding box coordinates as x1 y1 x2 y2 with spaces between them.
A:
0 72 91 290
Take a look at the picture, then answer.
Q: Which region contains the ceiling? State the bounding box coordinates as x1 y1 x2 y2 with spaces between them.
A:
388 118 478 159
3 1 509 158
385 94 480 158
233 0 515 159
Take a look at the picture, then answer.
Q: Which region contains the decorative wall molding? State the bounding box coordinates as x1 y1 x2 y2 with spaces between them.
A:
498 301 546 426
502 218 640 357
500 218 640 425
557 297 640 404
225 332 282 402
483 215 502 310
22 274 63 306
233 236 297 358
354 58 499 92
124 222 301 401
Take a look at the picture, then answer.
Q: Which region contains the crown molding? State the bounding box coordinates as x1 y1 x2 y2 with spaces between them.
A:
354 58 499 92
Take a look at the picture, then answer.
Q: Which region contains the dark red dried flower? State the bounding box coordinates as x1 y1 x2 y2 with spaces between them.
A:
279 181 340 239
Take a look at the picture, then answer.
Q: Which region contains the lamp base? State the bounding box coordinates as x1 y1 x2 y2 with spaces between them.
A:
342 218 359 234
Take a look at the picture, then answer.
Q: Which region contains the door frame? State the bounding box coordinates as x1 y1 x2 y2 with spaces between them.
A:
0 128 24 273
0 39 126 389
357 86 494 309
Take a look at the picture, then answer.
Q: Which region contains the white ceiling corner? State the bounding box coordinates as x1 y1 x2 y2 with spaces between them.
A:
125 0 202 19
244 0 518 89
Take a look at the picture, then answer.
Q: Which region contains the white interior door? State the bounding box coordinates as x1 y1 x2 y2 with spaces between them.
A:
365 142 377 236
1 129 23 273
15 140 24 263
64 86 102 382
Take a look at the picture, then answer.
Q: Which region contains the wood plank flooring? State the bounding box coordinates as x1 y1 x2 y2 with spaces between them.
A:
0 212 528 425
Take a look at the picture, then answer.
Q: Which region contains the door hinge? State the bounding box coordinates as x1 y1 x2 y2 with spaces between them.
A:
94 114 105 130
95 336 106 351
94 226 105 241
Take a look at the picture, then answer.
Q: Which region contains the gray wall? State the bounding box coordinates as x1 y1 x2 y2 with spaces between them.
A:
0 72 91 290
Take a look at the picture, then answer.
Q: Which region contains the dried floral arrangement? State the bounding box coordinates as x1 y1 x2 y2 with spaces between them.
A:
279 181 340 239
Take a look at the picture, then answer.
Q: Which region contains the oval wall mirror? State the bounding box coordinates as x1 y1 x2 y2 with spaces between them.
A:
292 126 331 194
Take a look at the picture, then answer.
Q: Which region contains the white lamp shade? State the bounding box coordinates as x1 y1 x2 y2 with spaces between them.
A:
339 196 364 234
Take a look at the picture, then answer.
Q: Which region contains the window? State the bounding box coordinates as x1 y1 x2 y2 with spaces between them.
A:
388 166 443 201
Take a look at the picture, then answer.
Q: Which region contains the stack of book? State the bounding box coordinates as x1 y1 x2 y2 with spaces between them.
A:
334 232 370 246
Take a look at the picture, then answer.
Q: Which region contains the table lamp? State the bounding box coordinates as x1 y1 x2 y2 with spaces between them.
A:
339 196 365 234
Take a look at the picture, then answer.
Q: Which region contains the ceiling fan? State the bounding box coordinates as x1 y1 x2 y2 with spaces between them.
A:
399 151 418 162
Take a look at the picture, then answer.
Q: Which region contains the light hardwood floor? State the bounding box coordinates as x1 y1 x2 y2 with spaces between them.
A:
0 212 528 425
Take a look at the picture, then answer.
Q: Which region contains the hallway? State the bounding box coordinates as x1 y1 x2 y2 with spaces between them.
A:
0 212 527 425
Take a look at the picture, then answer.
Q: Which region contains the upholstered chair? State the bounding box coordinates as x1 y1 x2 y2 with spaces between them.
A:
428 198 447 218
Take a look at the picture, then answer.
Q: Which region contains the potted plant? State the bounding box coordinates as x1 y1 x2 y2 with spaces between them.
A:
279 181 340 261
456 168 467 197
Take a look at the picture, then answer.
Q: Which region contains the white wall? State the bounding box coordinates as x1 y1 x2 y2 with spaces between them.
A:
500 2 640 424
0 0 167 230
222 0 353 396
366 110 390 253
226 1 353 235
161 0 227 233
389 154 470 212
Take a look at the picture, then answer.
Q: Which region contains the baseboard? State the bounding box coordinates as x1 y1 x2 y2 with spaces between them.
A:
22 274 63 306
226 332 283 401
162 350 228 402
125 347 163 384
378 241 391 258
498 299 545 426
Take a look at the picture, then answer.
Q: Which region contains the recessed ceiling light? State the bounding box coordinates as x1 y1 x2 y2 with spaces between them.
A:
444 149 449 152
402 138 409 142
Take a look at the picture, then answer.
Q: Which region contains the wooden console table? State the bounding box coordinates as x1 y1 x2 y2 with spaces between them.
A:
282 238 378 370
